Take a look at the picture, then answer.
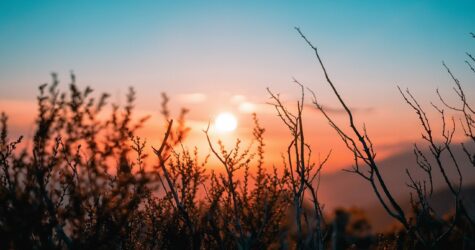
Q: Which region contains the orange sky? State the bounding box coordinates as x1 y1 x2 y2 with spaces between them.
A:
2 2 475 174
1 83 469 174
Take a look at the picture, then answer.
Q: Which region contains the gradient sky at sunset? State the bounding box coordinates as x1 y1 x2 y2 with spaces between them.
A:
1 1 475 171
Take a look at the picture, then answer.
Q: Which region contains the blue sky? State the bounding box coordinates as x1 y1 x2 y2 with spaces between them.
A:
1 1 474 171
0 1 474 109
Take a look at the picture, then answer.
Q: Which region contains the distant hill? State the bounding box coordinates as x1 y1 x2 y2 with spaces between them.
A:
319 141 475 231
361 185 475 231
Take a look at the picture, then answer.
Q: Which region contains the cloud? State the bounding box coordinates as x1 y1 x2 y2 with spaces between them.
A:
177 93 207 104
230 95 246 104
238 102 256 113
304 103 374 115
230 95 260 114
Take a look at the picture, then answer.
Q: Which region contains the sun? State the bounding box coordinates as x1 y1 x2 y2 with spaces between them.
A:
214 112 237 133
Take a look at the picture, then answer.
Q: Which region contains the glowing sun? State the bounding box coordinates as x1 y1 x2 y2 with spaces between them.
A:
214 112 237 133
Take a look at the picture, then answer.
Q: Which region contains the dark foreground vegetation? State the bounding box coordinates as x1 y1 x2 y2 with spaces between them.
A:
1 30 474 249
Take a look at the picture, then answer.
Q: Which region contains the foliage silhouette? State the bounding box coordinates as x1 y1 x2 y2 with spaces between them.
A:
0 31 474 250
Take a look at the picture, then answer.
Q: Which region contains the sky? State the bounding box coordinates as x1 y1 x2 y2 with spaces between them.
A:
1 1 474 171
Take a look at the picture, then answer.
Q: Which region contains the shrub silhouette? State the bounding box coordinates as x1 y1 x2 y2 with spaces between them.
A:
0 73 296 249
294 28 475 249
1 31 474 250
